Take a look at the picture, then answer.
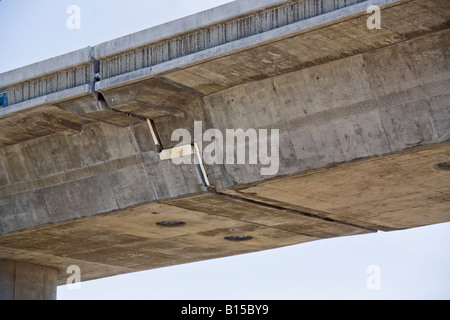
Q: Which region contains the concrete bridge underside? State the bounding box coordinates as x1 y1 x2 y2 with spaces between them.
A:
0 0 449 299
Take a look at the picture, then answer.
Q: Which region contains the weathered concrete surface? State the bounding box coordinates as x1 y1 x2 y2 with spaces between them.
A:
0 259 57 300
0 142 448 286
0 0 449 292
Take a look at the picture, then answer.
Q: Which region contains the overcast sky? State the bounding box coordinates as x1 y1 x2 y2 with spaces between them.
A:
0 0 449 300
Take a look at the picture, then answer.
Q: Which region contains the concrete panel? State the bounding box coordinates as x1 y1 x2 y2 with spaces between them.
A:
333 110 391 161
108 164 155 209
379 98 436 152
0 121 139 185
0 260 57 300
42 174 119 222
288 119 347 170
203 78 282 130
70 122 140 167
141 150 205 200
0 103 93 148
166 193 372 238
0 191 49 234
0 84 93 118
363 28 450 100
273 55 374 116
55 95 103 116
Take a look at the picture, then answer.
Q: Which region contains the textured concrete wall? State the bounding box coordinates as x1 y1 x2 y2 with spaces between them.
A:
0 260 57 300
0 28 448 235
165 29 450 187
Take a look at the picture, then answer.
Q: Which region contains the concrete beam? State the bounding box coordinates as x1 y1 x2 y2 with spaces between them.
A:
0 84 93 118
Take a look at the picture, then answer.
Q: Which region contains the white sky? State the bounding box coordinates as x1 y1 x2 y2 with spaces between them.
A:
0 0 449 300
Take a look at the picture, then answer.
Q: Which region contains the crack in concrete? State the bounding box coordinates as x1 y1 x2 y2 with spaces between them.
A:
211 188 379 233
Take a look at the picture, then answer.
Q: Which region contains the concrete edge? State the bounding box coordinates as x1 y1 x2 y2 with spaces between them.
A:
93 0 291 60
0 84 92 118
0 47 93 89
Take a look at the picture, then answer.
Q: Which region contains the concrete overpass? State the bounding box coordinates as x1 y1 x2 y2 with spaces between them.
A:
0 0 449 299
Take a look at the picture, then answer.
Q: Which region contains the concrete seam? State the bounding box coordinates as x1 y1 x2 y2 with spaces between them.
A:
211 189 379 233
377 106 393 153
130 124 159 201
134 98 180 114
200 96 235 187
163 198 321 238
157 76 203 97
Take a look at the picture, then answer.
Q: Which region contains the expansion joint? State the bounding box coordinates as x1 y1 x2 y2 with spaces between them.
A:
90 65 213 189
